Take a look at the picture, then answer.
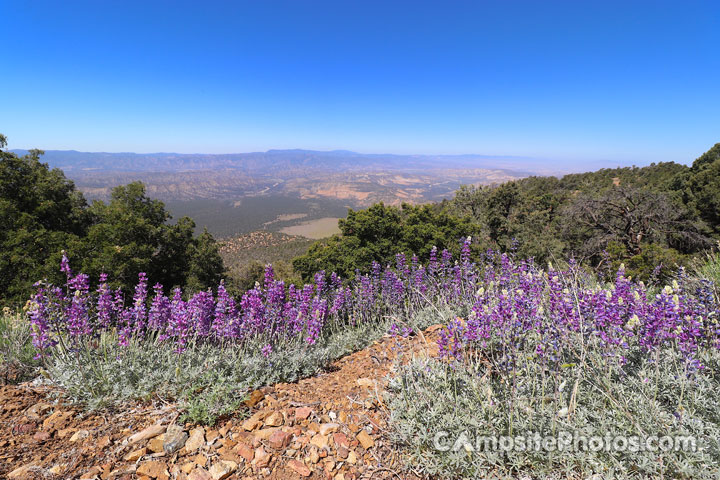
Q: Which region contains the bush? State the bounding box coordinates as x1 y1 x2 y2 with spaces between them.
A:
386 256 720 479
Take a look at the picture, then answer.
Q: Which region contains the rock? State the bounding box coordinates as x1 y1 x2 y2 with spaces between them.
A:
8 463 38 479
268 430 292 449
244 390 264 408
356 378 374 388
124 447 147 461
25 403 52 421
309 448 320 464
235 442 254 462
163 425 188 454
70 429 89 442
356 430 375 449
208 460 237 480
310 433 329 449
334 473 345 480
97 435 111 449
127 424 166 445
79 465 102 479
347 450 357 464
48 465 65 476
148 435 165 453
319 423 339 435
188 467 212 480
57 427 76 439
333 432 349 449
136 460 168 479
254 446 272 468
42 410 73 430
287 459 311 477
181 463 195 474
254 427 279 440
338 411 348 423
33 431 50 442
295 407 312 421
264 411 284 427
185 427 205 453
241 411 264 431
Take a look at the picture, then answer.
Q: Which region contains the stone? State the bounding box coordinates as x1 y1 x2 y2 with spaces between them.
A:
48 465 65 476
254 427 279 440
310 433 329 449
136 461 168 479
356 378 374 388
79 466 102 479
287 459 311 477
347 450 357 464
244 390 264 408
208 460 237 480
125 447 147 461
268 430 292 449
70 429 89 442
235 442 254 462
319 423 339 436
188 467 212 480
163 425 188 454
148 435 165 453
33 431 50 442
8 463 38 479
295 407 312 421
181 463 195 474
25 403 52 421
185 427 205 453
334 474 345 480
128 424 166 445
264 411 284 427
338 411 348 423
309 448 320 464
333 432 349 449
97 435 111 449
254 446 272 468
356 430 375 449
241 411 264 431
57 427 77 439
42 410 73 430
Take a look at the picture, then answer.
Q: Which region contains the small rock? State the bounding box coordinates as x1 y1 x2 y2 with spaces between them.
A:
148 435 165 453
25 403 52 421
244 390 264 408
333 432 349 449
128 424 166 445
254 427 279 440
136 460 168 479
295 407 312 420
185 427 205 453
8 463 38 479
208 460 237 480
70 429 89 442
181 463 195 474
254 446 272 468
268 430 292 450
235 442 254 462
163 425 188 454
356 378 374 388
310 433 328 449
48 465 65 475
264 411 284 427
347 450 357 464
287 459 311 477
319 423 339 435
309 448 320 464
356 430 375 449
188 467 212 480
241 411 264 431
33 431 50 442
79 465 102 479
124 447 147 461
334 473 345 480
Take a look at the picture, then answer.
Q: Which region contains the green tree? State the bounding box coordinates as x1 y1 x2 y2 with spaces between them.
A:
293 203 480 281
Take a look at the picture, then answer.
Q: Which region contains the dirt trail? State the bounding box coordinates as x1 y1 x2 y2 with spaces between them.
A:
1 326 441 480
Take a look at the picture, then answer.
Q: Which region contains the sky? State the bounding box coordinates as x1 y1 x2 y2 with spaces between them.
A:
2 0 719 167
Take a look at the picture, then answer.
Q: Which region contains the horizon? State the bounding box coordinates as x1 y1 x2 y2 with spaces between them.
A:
3 1 720 168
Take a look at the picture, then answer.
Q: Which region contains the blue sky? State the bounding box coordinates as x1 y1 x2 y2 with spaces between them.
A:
2 0 719 167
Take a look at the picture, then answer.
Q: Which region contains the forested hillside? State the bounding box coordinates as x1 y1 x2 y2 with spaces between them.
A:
295 144 720 282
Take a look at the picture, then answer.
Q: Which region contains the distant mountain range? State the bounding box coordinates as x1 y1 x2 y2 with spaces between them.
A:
11 148 540 175
10 148 538 237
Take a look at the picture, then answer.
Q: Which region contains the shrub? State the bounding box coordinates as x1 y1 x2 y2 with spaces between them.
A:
386 255 720 479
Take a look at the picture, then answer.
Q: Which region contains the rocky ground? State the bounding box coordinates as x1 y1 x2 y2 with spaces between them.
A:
1 326 442 480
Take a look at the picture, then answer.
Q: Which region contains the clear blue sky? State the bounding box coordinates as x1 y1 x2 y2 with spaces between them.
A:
2 0 719 166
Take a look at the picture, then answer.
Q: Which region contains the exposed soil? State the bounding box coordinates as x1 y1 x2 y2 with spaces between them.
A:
1 325 442 480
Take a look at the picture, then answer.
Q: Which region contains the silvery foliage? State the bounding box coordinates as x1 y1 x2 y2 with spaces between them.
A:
387 347 720 479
